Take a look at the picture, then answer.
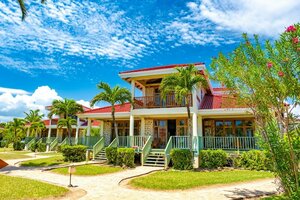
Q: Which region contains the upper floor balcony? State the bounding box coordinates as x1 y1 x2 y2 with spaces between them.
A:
133 93 192 109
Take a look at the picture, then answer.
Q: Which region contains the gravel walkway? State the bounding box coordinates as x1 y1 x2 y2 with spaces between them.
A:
0 158 278 200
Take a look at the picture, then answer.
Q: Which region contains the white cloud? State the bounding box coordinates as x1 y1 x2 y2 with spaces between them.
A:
189 0 300 37
0 86 90 122
292 105 300 117
76 100 91 109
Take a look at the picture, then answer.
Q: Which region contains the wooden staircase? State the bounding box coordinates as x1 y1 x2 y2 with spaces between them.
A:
144 149 165 167
94 148 107 161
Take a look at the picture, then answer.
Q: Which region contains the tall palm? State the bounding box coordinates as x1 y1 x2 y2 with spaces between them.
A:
7 118 26 144
48 99 83 145
17 0 46 21
160 65 206 149
31 121 45 138
57 117 77 144
90 82 132 141
24 109 44 137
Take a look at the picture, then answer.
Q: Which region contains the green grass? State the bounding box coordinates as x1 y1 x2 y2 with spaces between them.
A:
52 164 124 176
262 195 287 200
0 150 31 160
0 174 68 200
20 154 68 167
130 170 274 190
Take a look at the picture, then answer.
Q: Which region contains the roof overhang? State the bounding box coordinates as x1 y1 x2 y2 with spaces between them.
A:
77 112 130 119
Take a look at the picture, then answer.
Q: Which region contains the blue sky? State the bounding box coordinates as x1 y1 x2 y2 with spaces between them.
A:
0 0 300 121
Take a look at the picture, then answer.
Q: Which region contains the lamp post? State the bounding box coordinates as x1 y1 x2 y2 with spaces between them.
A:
68 164 76 187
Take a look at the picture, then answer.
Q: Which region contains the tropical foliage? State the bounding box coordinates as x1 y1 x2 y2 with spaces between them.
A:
211 23 300 198
17 0 47 21
24 109 45 138
160 65 206 148
90 82 132 141
48 99 83 145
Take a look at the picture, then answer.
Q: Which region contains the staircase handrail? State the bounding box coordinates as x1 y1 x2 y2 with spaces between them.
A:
92 137 105 160
26 138 36 150
141 136 153 166
108 138 118 148
50 137 58 151
164 136 173 169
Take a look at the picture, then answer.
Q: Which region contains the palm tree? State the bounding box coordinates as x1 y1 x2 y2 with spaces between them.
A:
31 121 45 138
7 118 26 144
57 117 77 144
90 82 132 142
24 109 44 137
160 65 206 149
48 99 83 145
17 0 46 21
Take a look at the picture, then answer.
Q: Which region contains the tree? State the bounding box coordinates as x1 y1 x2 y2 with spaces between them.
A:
90 82 132 142
160 65 206 149
24 109 44 137
57 117 77 144
211 24 300 197
17 0 46 21
31 121 45 138
7 118 26 144
48 99 83 145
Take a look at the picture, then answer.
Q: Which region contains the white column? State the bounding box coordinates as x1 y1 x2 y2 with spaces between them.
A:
197 116 203 137
75 117 80 144
131 80 135 100
192 112 198 137
140 117 145 136
46 119 52 152
192 112 199 168
99 120 104 137
87 118 91 136
192 89 198 111
129 115 134 136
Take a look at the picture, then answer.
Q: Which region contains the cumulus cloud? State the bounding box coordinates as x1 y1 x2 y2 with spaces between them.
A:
0 86 90 122
292 105 300 117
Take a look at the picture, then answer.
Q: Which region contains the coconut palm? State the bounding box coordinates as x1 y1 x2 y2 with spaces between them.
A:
90 82 132 141
160 64 206 149
17 0 47 21
24 109 44 137
57 117 77 144
7 118 26 144
48 99 83 145
31 121 46 138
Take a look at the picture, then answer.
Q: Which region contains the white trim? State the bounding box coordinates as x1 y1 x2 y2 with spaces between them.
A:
198 108 253 116
77 112 130 119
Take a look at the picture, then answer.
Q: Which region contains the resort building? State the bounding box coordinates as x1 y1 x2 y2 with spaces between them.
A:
74 63 256 167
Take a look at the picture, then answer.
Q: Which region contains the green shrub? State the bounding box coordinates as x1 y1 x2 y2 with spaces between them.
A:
0 140 7 148
170 149 193 170
61 145 87 162
13 141 25 151
37 143 46 152
106 147 118 165
30 142 38 152
199 149 228 169
234 150 273 171
117 148 135 168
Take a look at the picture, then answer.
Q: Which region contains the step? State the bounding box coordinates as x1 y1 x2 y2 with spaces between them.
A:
144 163 164 167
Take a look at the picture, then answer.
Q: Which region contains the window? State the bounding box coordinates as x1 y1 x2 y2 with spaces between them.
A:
177 119 188 136
112 121 140 136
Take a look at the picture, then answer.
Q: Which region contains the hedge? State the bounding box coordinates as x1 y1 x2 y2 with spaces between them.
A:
199 149 228 169
117 148 135 168
29 142 46 152
61 145 87 162
106 147 118 165
13 141 25 151
234 150 273 171
170 149 193 170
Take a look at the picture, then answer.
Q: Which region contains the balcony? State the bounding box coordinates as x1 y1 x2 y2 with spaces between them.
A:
133 93 192 109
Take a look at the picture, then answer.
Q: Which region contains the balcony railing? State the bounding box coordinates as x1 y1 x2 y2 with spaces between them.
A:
133 93 192 109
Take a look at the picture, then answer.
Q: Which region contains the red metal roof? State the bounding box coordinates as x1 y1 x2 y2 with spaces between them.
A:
119 62 205 74
43 118 101 126
200 95 246 109
83 102 131 114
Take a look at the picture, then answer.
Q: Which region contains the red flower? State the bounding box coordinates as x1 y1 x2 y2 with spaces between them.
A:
278 71 284 77
292 37 299 44
286 25 297 32
267 62 272 69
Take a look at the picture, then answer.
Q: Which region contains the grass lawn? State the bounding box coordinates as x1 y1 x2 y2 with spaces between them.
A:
0 174 68 200
20 154 68 167
52 164 124 176
130 170 274 190
0 150 31 160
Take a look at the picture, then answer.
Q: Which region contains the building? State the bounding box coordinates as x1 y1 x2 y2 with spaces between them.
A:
76 63 256 168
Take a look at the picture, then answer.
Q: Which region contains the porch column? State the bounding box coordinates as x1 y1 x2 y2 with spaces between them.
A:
86 118 92 148
46 119 52 152
99 120 104 137
131 80 135 100
75 117 80 144
129 115 134 136
197 116 203 137
140 117 145 136
192 112 199 168
192 89 198 110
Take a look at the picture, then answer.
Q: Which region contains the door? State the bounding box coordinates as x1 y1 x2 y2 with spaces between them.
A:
153 120 167 148
168 120 176 137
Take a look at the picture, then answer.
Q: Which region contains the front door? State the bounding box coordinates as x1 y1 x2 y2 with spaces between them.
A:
153 120 167 148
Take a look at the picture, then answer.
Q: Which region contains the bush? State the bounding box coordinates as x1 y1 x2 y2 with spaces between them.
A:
37 143 46 152
117 148 135 168
106 147 118 165
234 150 273 171
170 149 193 170
199 149 228 169
61 145 87 162
30 142 38 152
13 141 25 151
0 140 7 148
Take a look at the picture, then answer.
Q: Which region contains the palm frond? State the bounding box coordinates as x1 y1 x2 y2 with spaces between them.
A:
17 0 27 21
